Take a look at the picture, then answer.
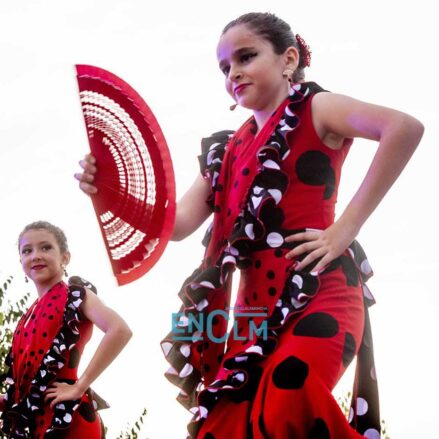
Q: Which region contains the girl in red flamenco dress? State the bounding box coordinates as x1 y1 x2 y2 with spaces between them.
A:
0 221 132 438
76 12 423 438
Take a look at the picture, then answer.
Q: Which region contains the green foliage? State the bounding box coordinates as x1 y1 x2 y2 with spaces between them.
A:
0 277 30 395
115 407 148 439
337 391 391 439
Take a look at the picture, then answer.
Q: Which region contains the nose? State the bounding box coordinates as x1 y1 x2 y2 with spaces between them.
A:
31 250 42 261
228 65 242 82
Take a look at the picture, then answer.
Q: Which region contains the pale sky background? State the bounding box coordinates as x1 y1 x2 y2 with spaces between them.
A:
0 1 438 438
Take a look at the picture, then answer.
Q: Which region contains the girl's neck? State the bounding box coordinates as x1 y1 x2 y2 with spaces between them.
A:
35 277 64 297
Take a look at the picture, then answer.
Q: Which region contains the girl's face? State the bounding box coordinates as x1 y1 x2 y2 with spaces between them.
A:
217 24 298 116
19 229 69 293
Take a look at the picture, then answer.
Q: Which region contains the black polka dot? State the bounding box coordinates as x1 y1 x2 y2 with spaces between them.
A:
38 349 44 355
310 418 331 439
78 401 96 422
203 433 215 439
274 249 283 257
214 205 221 213
242 168 250 176
295 151 335 200
268 287 277 296
42 332 47 338
253 291 258 300
254 260 261 269
266 270 275 280
342 332 356 367
227 208 231 216
196 344 203 353
272 356 309 389
293 312 339 338
48 315 54 320
69 347 80 368
204 363 211 373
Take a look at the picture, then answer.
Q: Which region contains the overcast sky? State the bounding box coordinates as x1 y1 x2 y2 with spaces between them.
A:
0 1 438 438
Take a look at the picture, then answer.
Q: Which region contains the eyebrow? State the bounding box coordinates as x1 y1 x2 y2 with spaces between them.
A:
21 240 52 248
218 46 257 69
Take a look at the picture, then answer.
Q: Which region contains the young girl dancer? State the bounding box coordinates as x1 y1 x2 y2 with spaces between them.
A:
76 12 423 439
0 221 132 438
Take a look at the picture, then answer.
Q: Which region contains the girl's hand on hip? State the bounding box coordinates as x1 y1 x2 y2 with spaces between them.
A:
284 220 358 273
45 382 85 408
74 153 98 195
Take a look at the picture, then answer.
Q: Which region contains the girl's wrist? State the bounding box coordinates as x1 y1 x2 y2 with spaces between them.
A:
75 378 89 394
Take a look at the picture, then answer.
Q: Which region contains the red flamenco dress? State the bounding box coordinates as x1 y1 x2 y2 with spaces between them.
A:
162 83 381 438
1 277 108 438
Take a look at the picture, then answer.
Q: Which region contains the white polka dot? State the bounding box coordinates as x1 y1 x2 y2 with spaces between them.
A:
245 345 263 355
235 355 248 362
348 407 354 423
229 246 239 256
291 297 307 309
281 307 289 319
363 284 374 300
189 406 198 414
223 255 237 265
360 259 373 275
252 196 262 209
356 397 368 416
235 373 245 382
199 281 214 288
177 316 189 327
262 159 280 170
179 363 194 378
292 275 303 289
199 406 208 418
180 344 191 357
196 299 208 311
63 413 72 423
268 189 282 204
267 232 283 248
245 224 255 239
167 366 178 375
161 342 172 356
364 428 380 439
253 186 263 195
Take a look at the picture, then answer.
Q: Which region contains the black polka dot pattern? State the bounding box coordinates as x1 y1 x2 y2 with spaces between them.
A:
309 418 331 439
293 312 339 338
342 332 356 367
272 356 309 389
162 83 380 438
0 277 107 438
295 151 336 200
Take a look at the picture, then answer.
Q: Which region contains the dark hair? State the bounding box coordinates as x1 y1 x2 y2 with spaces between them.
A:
222 12 309 82
18 221 69 254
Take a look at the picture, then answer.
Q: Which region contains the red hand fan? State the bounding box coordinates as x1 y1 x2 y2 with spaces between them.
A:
75 64 175 286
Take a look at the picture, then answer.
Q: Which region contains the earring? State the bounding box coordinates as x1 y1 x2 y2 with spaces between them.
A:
61 265 68 277
282 69 294 85
25 275 29 283
230 103 237 111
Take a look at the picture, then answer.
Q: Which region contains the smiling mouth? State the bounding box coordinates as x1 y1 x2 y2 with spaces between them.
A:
31 265 46 270
234 84 250 95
